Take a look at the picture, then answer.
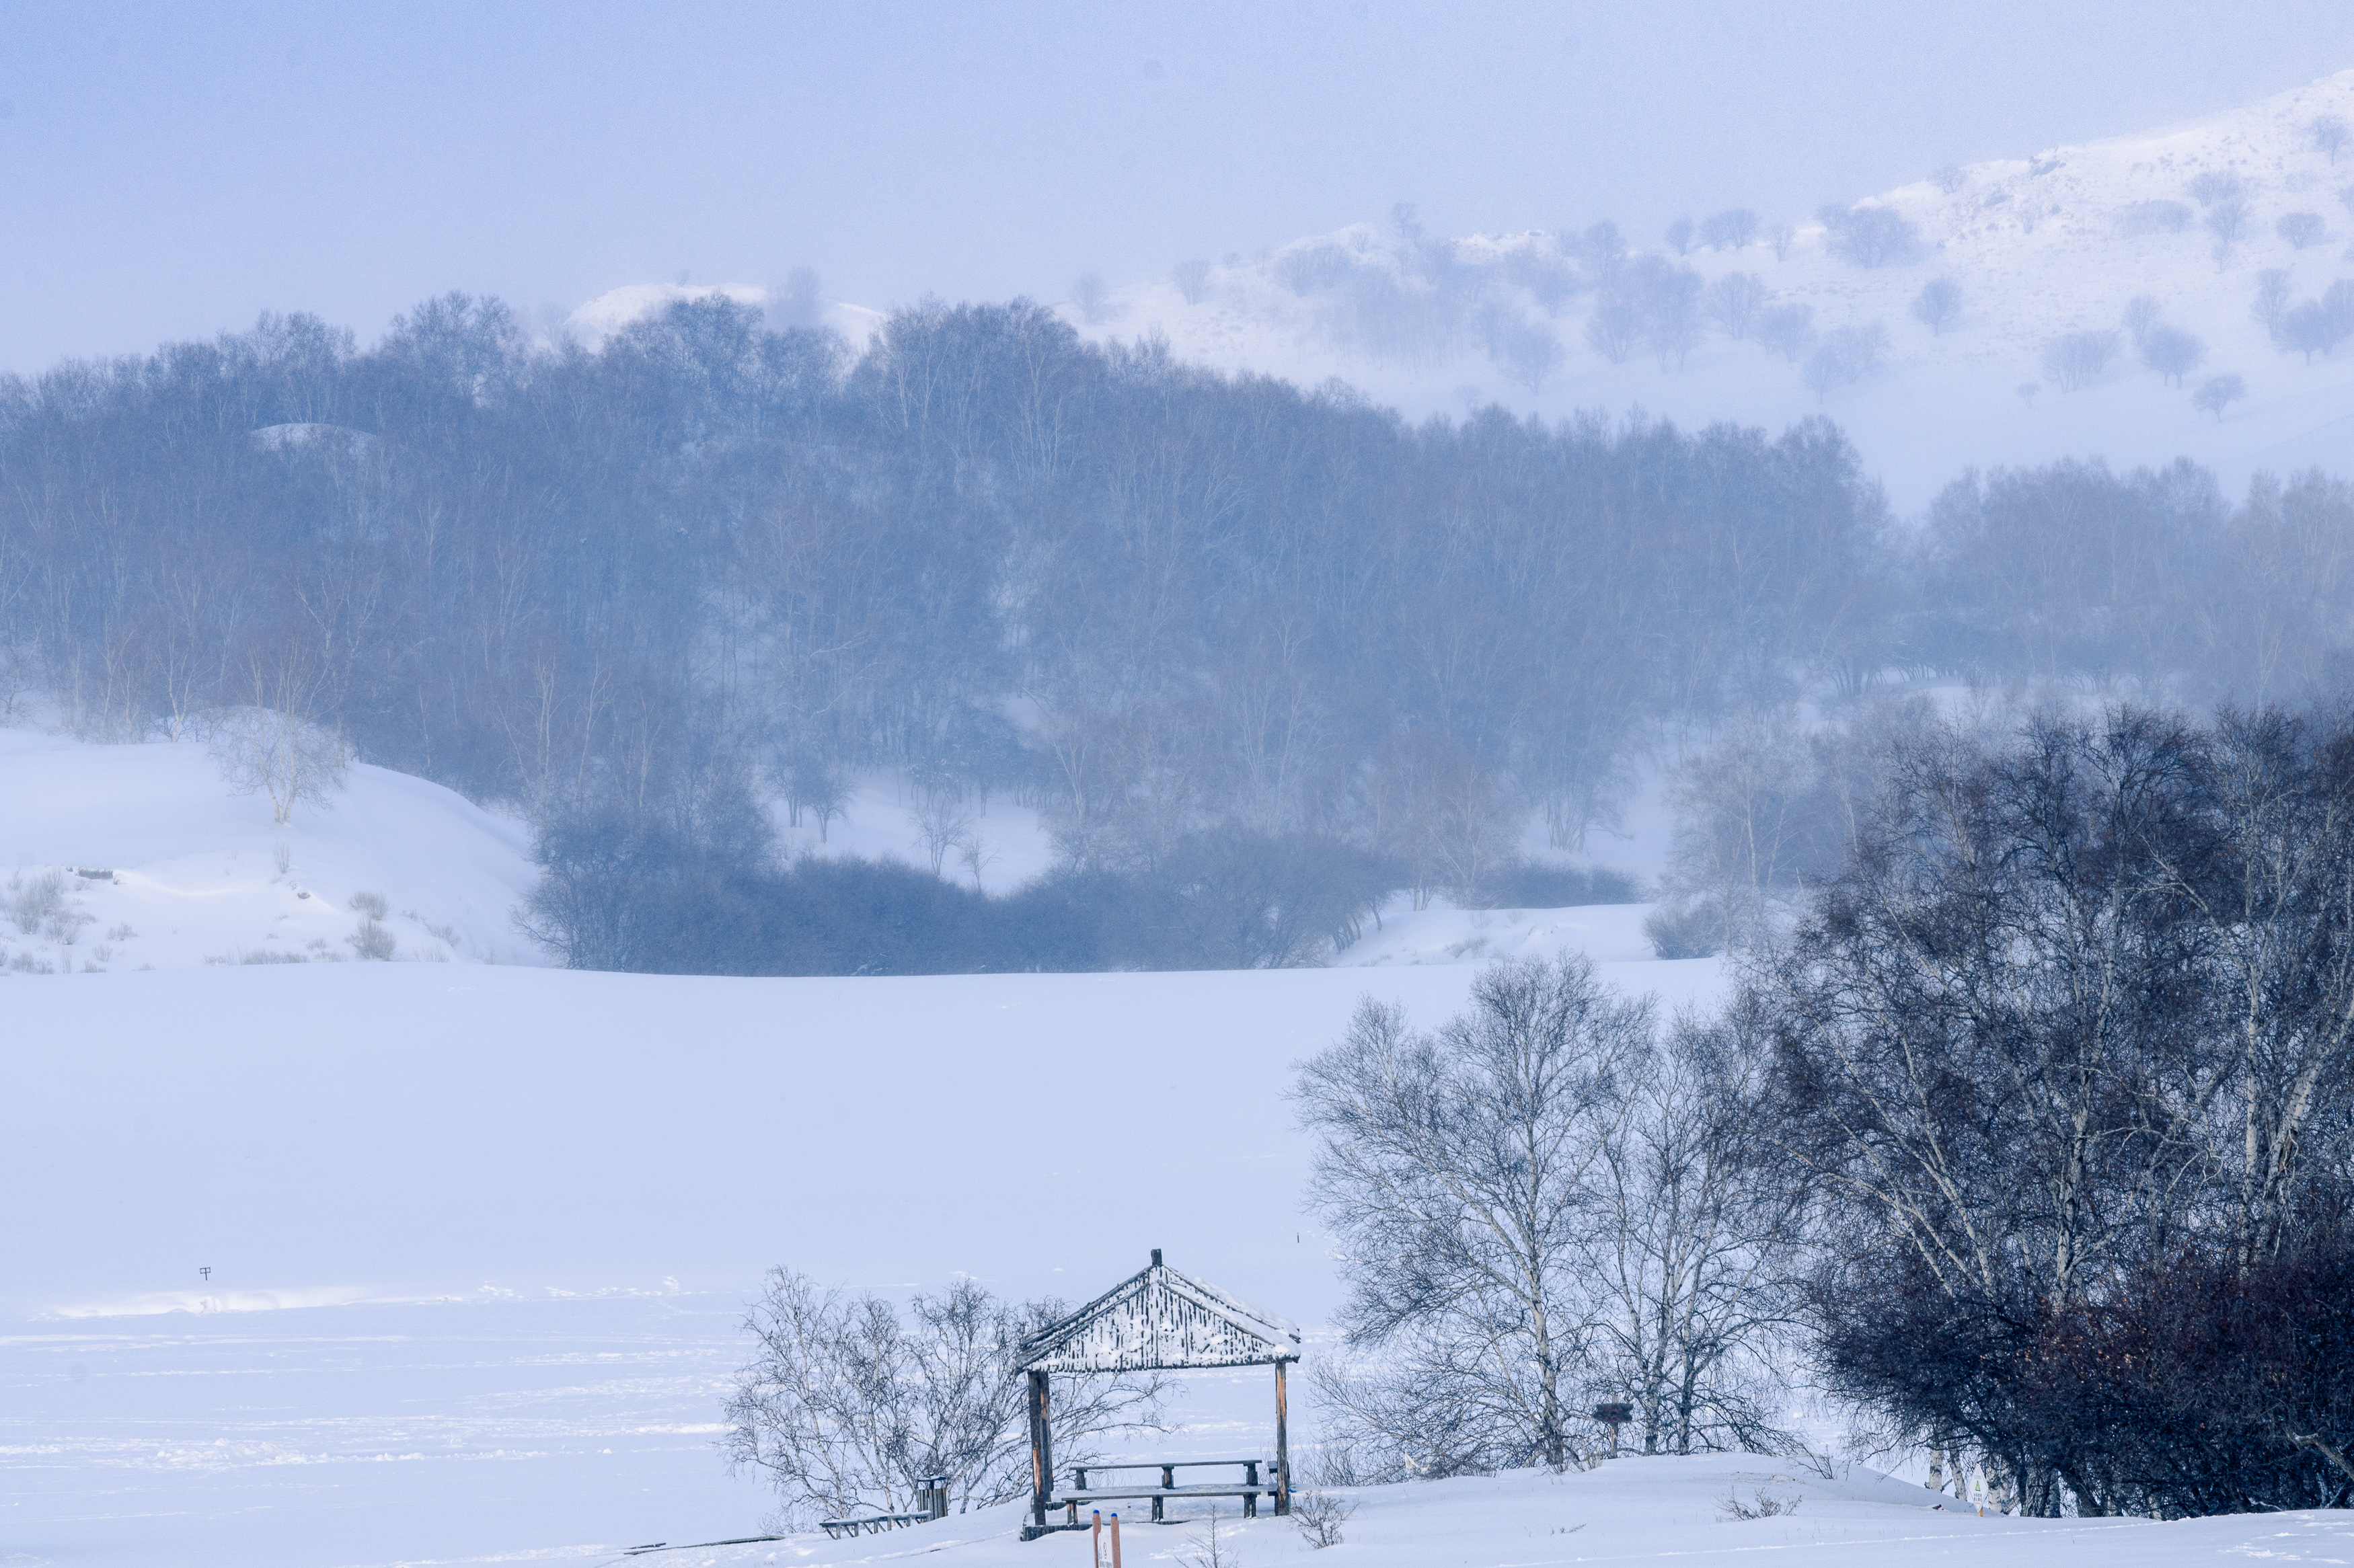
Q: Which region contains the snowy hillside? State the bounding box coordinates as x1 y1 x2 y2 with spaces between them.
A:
1077 68 2354 508
1049 67 2354 509
0 726 542 972
582 68 2354 511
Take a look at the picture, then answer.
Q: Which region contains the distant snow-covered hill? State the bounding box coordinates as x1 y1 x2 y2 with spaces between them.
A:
581 70 2354 511
1073 67 2354 508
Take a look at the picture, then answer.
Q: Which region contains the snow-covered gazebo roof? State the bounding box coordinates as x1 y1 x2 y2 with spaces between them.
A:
1014 1250 1301 1374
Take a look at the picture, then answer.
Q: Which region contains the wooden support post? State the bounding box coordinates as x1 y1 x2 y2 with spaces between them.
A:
1274 1358 1293 1516
1028 1370 1053 1533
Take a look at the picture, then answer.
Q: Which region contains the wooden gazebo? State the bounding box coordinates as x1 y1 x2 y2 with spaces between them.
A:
1014 1250 1302 1540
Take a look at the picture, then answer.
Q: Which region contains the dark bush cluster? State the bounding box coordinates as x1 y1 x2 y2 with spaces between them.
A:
520 814 1410 975
1769 705 2354 1516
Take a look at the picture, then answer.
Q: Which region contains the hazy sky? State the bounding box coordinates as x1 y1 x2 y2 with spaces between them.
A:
9 1 2354 369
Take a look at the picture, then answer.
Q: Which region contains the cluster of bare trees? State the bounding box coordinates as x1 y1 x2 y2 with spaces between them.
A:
1915 459 2354 702
2254 266 2354 363
1295 957 1806 1476
724 1269 1160 1528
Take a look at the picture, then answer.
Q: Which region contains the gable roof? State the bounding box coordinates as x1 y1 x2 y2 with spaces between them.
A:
1014 1253 1302 1374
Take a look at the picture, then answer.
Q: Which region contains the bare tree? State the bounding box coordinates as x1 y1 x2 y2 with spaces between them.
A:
2279 212 2328 250
1665 217 1695 256
1801 323 1888 401
206 674 347 825
1932 165 1967 195
724 1268 1161 1530
1663 709 1842 949
2189 170 2246 207
1763 707 2354 1516
2122 295 2163 346
2041 329 2121 392
1176 1505 1241 1568
1817 205 1920 268
1295 957 1649 1475
1482 309 1566 392
1698 208 1759 250
2314 115 2351 165
2254 268 2293 333
1172 258 1213 305
1755 302 1815 362
1583 299 1641 365
2207 198 2252 259
1363 732 1517 909
1703 274 1769 341
1070 272 1116 325
1908 278 1962 336
1589 1005 1809 1456
911 785 978 875
1764 222 1796 262
2140 325 2207 387
2193 373 2247 422
1289 1477 1357 1549
2277 300 2345 363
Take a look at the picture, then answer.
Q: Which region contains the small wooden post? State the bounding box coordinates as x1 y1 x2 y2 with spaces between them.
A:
1274 1357 1293 1516
1028 1370 1053 1532
1109 1511 1123 1568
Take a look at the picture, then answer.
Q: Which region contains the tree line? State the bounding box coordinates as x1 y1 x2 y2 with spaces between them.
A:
7 295 2354 971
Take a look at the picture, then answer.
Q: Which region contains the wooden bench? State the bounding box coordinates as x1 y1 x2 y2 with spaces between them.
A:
1052 1458 1279 1523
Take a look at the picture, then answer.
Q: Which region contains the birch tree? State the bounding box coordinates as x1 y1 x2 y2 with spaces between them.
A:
1295 957 1647 1473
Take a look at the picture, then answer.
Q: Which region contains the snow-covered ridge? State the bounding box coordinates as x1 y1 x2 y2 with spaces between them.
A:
558 72 2354 508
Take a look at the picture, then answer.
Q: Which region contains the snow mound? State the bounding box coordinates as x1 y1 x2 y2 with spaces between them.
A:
0 724 541 972
1336 899 1666 968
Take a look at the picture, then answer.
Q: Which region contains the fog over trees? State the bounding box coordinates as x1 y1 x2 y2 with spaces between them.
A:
5 295 2354 973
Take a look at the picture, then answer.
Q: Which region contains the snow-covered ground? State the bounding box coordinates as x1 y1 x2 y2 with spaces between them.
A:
3 948 1724 1568
633 1459 2354 1568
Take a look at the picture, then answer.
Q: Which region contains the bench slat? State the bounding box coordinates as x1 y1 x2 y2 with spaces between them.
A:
1055 1485 1275 1502
1071 1459 1266 1471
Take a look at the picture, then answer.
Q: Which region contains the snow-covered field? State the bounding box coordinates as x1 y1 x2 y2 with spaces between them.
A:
0 710 2242 1568
3 955 1722 1567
